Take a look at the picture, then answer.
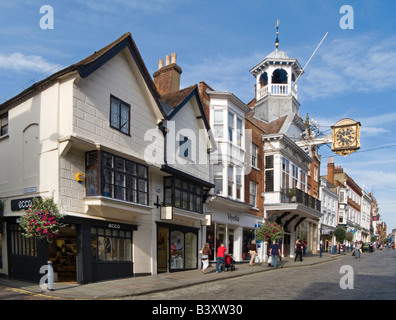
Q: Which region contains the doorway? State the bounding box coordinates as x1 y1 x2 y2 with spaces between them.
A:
284 233 291 257
50 225 76 282
156 223 198 272
157 227 168 273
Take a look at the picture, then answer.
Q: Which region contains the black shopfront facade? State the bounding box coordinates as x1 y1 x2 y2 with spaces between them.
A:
6 214 137 284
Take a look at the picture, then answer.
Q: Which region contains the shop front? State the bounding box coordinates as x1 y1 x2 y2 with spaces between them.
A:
157 222 199 273
204 206 260 263
5 215 137 284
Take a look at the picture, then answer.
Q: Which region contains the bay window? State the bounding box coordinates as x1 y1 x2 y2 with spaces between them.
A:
86 151 148 205
164 176 204 213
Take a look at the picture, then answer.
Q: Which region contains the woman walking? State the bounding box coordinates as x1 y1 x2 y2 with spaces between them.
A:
201 242 212 274
248 240 257 266
294 239 303 262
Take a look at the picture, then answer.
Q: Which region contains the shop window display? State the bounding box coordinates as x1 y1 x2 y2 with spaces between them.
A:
91 227 132 262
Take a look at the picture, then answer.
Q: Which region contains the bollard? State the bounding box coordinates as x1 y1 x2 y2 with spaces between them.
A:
47 261 54 291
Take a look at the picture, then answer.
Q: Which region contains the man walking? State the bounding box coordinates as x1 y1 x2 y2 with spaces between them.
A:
270 240 281 268
216 243 227 273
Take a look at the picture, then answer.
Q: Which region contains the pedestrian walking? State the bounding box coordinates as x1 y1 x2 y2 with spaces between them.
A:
294 239 303 262
355 241 361 259
248 240 257 266
270 240 281 268
200 242 212 274
216 243 227 273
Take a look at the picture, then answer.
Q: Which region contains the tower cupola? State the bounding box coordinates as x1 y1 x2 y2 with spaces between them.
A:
249 21 304 122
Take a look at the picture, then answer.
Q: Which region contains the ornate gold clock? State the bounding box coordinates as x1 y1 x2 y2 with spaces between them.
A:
331 118 361 156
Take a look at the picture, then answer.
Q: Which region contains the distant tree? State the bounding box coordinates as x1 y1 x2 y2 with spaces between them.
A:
334 227 347 243
345 232 353 242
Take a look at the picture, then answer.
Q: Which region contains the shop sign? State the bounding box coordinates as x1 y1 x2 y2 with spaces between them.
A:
227 213 239 222
160 206 174 220
11 197 42 212
108 223 121 229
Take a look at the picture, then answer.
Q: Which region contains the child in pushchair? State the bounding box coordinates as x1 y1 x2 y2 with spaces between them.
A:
224 254 235 271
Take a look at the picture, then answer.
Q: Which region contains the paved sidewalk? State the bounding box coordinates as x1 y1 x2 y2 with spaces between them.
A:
0 253 341 300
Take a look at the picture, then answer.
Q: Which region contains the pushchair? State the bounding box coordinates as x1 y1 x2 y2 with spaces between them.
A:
225 254 235 271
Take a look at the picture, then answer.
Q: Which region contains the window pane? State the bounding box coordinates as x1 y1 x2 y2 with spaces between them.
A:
103 169 113 197
120 104 129 134
237 118 242 146
125 238 132 261
213 124 223 138
105 237 111 261
103 153 113 168
87 168 98 196
126 161 136 175
119 238 125 261
115 157 125 172
138 192 147 205
228 112 234 142
138 179 147 192
265 155 274 169
110 99 120 129
91 234 97 259
137 165 147 178
214 179 223 194
98 236 105 260
214 110 223 123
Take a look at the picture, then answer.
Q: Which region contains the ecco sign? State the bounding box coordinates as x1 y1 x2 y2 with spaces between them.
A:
11 197 42 212
108 223 121 229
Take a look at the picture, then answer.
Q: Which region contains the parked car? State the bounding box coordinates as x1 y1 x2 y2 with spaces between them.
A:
362 242 374 252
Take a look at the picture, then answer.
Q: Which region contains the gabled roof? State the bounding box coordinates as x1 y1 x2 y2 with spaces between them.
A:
161 85 211 131
245 110 287 134
0 32 167 118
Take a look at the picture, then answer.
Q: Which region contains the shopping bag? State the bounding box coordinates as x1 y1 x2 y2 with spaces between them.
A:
268 256 273 264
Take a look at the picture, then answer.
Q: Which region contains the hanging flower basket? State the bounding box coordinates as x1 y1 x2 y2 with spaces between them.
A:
19 196 66 242
256 221 284 243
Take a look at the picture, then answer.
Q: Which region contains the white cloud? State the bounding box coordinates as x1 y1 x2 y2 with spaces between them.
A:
181 53 263 103
299 34 396 100
0 52 62 74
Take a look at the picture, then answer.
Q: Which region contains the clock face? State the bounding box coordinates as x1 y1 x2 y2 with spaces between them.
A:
335 127 356 147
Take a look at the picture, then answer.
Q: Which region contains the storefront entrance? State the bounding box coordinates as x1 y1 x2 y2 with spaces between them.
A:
49 225 76 282
157 223 198 273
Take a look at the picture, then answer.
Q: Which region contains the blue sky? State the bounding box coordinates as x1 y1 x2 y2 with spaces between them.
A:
1 0 396 231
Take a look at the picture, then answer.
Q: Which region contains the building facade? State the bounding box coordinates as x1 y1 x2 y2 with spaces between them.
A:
319 175 338 251
199 83 259 263
247 43 322 259
0 33 212 283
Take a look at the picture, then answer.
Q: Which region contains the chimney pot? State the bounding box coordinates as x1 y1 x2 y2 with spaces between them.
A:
153 53 182 95
171 52 177 64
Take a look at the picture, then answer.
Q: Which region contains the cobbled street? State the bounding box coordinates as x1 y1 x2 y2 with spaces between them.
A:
127 250 396 300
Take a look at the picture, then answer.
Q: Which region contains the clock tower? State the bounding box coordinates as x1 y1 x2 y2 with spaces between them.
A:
249 21 304 123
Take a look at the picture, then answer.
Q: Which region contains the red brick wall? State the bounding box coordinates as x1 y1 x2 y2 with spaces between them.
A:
245 119 264 218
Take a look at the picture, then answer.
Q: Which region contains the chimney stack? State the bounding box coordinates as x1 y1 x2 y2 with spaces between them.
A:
153 52 182 95
327 156 335 185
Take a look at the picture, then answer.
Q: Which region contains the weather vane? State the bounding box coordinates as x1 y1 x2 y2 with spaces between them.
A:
275 20 280 49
